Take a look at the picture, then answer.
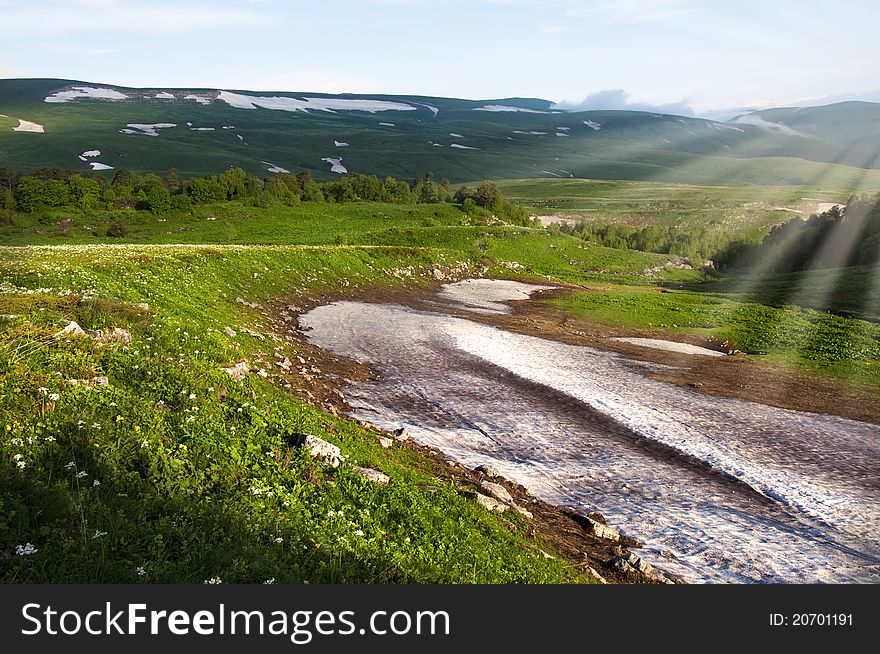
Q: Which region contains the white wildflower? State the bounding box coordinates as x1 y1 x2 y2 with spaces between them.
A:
65 461 76 469
16 543 38 556
354 530 365 537
274 537 283 544
204 577 222 584
75 470 88 479
263 578 275 584
38 387 49 395
92 530 107 539
48 394 60 401
92 479 101 487
136 566 146 576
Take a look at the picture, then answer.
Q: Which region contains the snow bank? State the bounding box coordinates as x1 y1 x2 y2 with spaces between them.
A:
610 337 725 357
583 120 602 130
80 150 101 158
379 122 395 127
262 161 290 174
122 123 177 136
45 86 129 103
449 133 464 138
184 94 213 106
190 127 215 131
12 119 44 133
334 140 349 147
321 157 348 174
88 162 114 171
475 104 549 114
450 143 478 150
218 90 417 114
155 92 175 100
513 130 546 135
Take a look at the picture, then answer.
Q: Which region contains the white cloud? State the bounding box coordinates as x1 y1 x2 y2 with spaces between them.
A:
0 0 279 34
564 0 695 24
556 88 695 116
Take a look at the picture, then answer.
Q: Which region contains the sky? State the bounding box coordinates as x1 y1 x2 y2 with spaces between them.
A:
1 0 878 116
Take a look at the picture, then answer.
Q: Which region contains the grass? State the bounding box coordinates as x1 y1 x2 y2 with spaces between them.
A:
2 186 878 583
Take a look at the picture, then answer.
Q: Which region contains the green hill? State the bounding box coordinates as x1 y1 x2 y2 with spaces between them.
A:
2 78 879 185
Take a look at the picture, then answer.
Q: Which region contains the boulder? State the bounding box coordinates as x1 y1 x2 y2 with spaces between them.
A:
475 493 508 513
224 326 237 338
222 362 249 381
55 321 86 338
377 437 394 449
351 466 390 484
512 504 533 520
565 510 620 542
92 327 132 347
295 434 343 468
480 480 513 504
390 426 409 442
474 463 501 478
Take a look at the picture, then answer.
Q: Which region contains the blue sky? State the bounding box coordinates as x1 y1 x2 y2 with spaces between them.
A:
1 0 878 115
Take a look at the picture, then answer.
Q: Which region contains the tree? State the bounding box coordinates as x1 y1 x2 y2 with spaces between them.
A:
146 184 171 214
69 175 101 211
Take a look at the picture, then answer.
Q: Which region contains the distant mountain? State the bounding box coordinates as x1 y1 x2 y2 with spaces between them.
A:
730 101 880 168
1 79 879 184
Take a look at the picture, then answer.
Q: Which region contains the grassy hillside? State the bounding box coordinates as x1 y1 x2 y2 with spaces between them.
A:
3 79 880 184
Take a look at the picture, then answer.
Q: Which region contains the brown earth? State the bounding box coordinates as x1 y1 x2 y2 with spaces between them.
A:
238 275 878 585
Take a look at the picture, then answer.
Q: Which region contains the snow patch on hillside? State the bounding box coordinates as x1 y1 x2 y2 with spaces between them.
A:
262 161 290 174
334 140 349 147
218 91 417 114
155 92 175 100
88 162 114 171
45 86 129 103
513 130 546 135
184 94 214 105
475 105 549 114
12 119 44 133
80 150 101 158
379 122 395 127
322 157 348 174
450 143 478 150
583 120 602 130
121 123 177 136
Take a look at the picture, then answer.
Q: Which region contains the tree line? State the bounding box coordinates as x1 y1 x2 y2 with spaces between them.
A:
0 166 532 226
714 195 880 272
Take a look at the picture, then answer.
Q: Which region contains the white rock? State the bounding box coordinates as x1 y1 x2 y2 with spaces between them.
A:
378 437 394 448
583 516 620 542
390 426 409 441
351 466 390 484
475 493 508 513
222 362 249 381
480 480 513 504
55 321 85 338
297 434 343 468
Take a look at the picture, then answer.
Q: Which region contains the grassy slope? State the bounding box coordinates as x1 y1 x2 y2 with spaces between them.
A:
2 192 877 583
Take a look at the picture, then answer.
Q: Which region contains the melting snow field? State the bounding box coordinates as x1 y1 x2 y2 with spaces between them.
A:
321 157 348 174
300 280 880 583
476 104 549 114
12 119 44 133
120 123 177 136
219 91 417 114
262 161 290 174
45 86 129 103
611 337 726 357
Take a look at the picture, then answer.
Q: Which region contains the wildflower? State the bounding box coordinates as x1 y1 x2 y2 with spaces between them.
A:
15 543 38 556
91 530 107 540
48 393 60 401
92 479 100 487
204 577 222 584
282 500 291 508
65 461 76 469
354 530 365 537
75 470 88 479
91 423 101 429
38 387 49 395
263 578 275 585
274 537 283 544
250 486 263 495
136 567 146 576
11 437 23 446
207 387 214 392
109 402 117 407
189 393 196 400
141 440 149 448
45 435 56 443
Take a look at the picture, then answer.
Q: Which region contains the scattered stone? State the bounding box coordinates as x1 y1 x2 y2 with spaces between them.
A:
474 463 501 477
351 466 390 484
276 357 292 371
390 426 409 441
295 434 343 467
565 510 621 542
612 557 636 574
432 268 446 280
224 326 237 338
475 493 508 513
257 369 269 378
480 480 513 504
67 376 109 388
587 566 608 584
55 321 86 338
241 327 265 340
235 297 262 309
618 552 675 584
512 504 533 520
222 362 249 381
378 437 394 448
92 327 132 347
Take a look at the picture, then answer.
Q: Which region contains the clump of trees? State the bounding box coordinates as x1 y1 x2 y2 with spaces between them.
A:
559 220 742 262
0 166 528 224
715 195 880 272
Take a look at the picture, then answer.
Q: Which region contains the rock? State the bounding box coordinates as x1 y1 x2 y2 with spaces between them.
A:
257 369 269 378
235 297 262 309
276 357 292 371
67 376 109 388
351 466 390 484
620 553 675 584
390 426 409 441
612 557 636 574
566 510 620 542
222 362 249 381
295 434 343 468
587 567 608 584
55 321 86 338
92 327 132 347
432 268 446 280
240 327 265 340
134 303 150 313
377 437 394 449
512 504 533 520
480 480 513 504
224 326 237 338
474 464 501 477
475 493 508 513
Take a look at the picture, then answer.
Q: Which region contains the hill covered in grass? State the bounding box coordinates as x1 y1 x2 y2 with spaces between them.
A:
3 79 880 185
